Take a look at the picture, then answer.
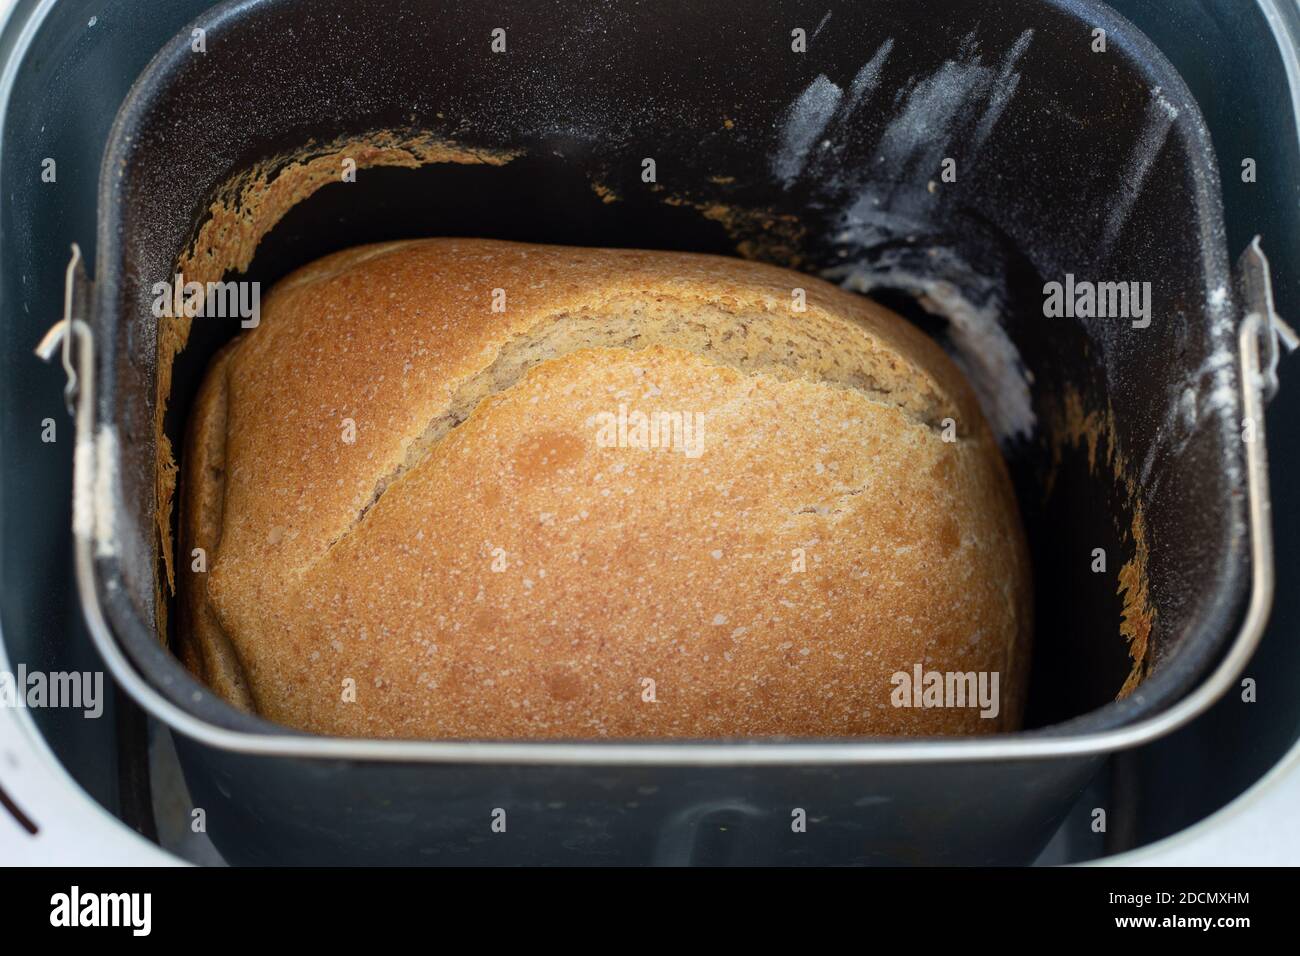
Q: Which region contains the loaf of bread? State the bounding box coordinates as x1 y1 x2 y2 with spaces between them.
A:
177 239 1031 738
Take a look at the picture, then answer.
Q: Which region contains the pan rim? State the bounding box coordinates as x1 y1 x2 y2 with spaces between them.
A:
82 0 1262 763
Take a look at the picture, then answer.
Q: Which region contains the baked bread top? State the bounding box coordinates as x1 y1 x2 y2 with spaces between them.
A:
178 238 1031 738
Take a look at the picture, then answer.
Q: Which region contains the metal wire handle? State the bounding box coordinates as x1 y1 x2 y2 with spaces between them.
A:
33 244 89 416
1239 236 1297 403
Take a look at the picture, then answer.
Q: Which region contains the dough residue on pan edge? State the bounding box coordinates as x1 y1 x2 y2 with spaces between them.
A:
662 195 809 267
1117 504 1154 698
587 172 809 268
1045 388 1155 697
154 133 520 640
590 181 619 204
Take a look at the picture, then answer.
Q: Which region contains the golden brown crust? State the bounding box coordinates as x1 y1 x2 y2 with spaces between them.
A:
176 341 255 712
180 239 1031 738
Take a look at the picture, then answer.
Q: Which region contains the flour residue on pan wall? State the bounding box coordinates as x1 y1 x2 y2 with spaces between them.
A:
771 31 1037 444
1140 284 1241 500
829 248 1035 447
1099 88 1179 258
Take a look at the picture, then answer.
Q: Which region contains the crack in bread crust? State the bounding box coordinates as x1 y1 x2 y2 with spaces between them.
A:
324 306 962 555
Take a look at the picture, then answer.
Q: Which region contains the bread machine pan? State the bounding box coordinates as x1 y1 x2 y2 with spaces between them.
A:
50 0 1279 864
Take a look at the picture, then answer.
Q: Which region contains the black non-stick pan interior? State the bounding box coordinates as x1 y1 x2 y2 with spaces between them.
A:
92 0 1248 740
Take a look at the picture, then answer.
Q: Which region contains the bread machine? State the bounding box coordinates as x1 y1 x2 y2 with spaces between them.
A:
2 0 1299 865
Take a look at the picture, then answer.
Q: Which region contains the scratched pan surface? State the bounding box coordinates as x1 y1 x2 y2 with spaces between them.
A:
85 0 1247 863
